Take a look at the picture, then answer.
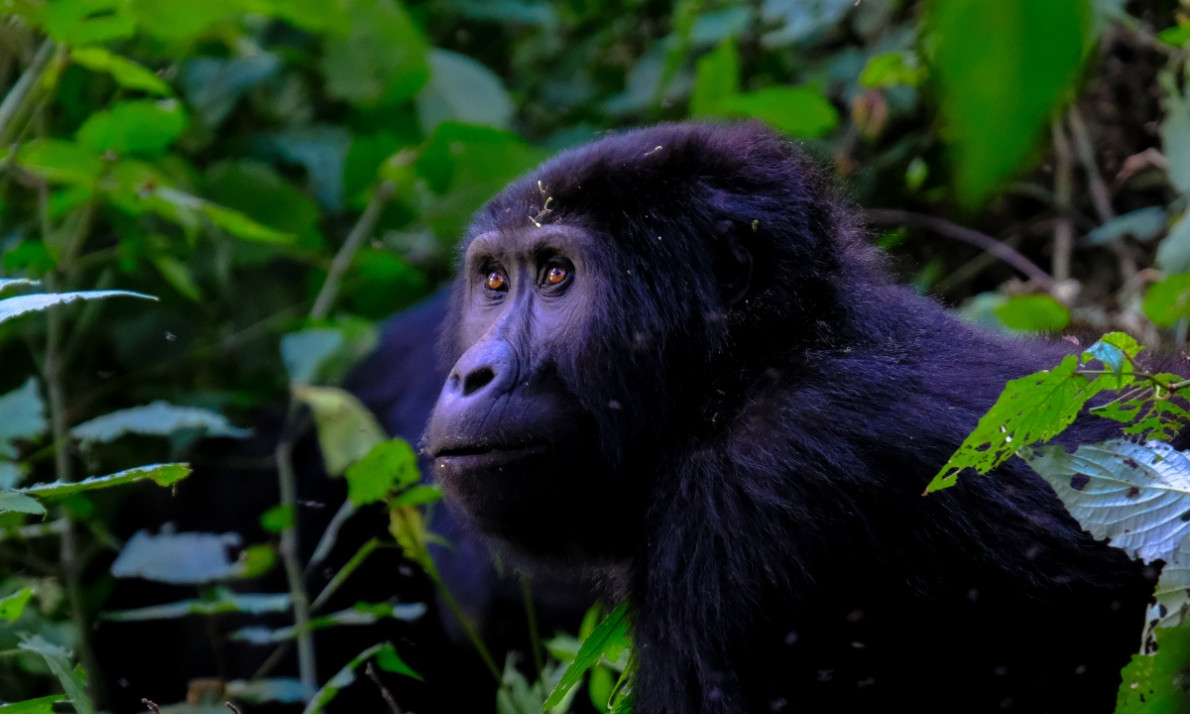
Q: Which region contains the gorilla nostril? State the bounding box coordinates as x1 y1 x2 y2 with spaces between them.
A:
461 366 496 396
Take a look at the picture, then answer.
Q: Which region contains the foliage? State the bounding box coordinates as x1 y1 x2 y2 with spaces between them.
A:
1 0 1190 712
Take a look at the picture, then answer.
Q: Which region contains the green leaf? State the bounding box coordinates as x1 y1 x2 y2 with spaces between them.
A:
17 635 93 714
0 289 155 325
260 504 295 533
1144 272 1190 327
927 354 1115 492
0 378 47 460
719 86 839 138
71 401 248 444
1116 622 1190 712
344 439 420 506
0 694 66 713
376 645 423 681
1142 538 1190 646
544 602 632 709
110 529 241 584
1082 206 1168 246
320 0 430 106
22 463 190 500
417 49 514 132
129 0 230 43
103 589 291 621
226 678 308 705
992 294 1070 332
204 160 323 250
1083 331 1143 376
1156 214 1190 275
0 588 35 622
293 386 387 476
859 52 923 89
11 139 105 186
0 278 40 295
1158 24 1190 47
0 491 46 515
302 642 416 713
70 47 172 96
925 0 1093 207
1160 72 1190 195
149 187 295 243
76 99 187 156
282 329 346 386
1028 439 1190 563
391 483 443 508
690 38 740 116
42 0 135 45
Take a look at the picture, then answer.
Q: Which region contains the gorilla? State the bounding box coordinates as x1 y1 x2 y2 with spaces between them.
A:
423 122 1155 713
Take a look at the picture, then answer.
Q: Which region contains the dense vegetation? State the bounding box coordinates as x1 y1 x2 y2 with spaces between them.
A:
2 0 1190 711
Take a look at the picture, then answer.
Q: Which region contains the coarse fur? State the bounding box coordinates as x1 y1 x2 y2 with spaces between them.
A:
424 121 1155 713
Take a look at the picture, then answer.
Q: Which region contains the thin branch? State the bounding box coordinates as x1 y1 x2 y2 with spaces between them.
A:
309 181 395 321
1050 119 1074 284
275 435 317 694
0 38 53 147
365 662 403 714
1066 108 1115 223
865 209 1055 290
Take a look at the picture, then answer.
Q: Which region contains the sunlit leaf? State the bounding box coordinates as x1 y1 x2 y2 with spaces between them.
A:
17 635 92 714
0 694 66 713
70 47 172 96
690 37 739 116
344 439 420 506
0 491 46 515
11 139 105 186
21 463 190 500
544 601 631 709
110 528 241 584
1082 206 1168 246
71 401 248 444
1116 625 1190 712
76 99 187 156
292 386 387 476
0 289 155 325
0 378 47 460
992 294 1070 332
103 589 291 621
417 49 513 132
0 588 34 622
719 86 838 138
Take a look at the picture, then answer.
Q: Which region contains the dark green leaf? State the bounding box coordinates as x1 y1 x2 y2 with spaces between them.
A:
260 505 295 533
992 294 1070 332
70 47 172 96
690 38 739 116
76 99 187 156
321 0 430 106
544 602 631 709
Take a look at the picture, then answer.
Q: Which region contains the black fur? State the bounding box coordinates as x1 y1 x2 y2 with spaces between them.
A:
424 122 1153 713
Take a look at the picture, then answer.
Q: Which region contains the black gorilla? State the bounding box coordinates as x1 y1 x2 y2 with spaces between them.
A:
423 122 1154 713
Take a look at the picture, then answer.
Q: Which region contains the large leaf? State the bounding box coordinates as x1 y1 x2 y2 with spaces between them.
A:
1155 214 1190 275
292 386 387 476
103 589 291 620
21 463 190 499
110 529 242 584
690 38 740 117
10 139 105 186
343 438 420 506
1116 626 1190 713
0 491 46 516
720 86 838 139
70 47 173 96
0 289 155 325
544 602 632 708
417 49 514 132
320 0 429 106
1159 71 1190 195
925 0 1094 207
1028 439 1190 563
71 401 248 444
17 636 93 714
76 99 187 156
0 695 66 713
0 378 46 459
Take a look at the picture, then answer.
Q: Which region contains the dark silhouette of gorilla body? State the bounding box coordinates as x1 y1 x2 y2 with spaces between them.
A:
424 122 1153 713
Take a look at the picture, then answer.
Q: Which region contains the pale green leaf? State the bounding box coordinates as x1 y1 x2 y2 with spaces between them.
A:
70 47 172 96
1156 213 1190 275
293 386 387 476
103 589 290 620
417 49 513 132
282 329 346 386
22 463 190 499
0 491 47 515
0 588 35 622
0 278 39 295
71 401 248 444
1160 72 1190 195
110 529 241 584
76 99 187 156
0 694 66 713
0 290 155 325
1082 206 1168 246
17 635 92 714
226 678 308 705
0 378 47 459
344 439 419 506
690 37 740 116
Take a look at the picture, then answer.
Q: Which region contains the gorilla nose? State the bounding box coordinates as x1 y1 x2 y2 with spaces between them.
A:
445 339 515 400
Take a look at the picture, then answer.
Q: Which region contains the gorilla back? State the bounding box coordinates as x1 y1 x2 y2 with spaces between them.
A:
424 122 1153 713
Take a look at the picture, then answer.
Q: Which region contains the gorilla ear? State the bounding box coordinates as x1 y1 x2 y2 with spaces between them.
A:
714 221 753 306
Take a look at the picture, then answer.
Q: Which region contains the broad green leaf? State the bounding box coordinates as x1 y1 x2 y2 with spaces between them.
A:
1082 206 1168 246
0 588 35 622
376 645 423 681
1145 272 1190 327
70 47 172 96
1082 331 1143 377
11 139 104 185
1156 214 1190 275
260 504 295 533
129 0 230 42
1116 625 1190 712
182 55 281 130
204 160 323 252
391 484 443 508
0 289 155 325
1159 24 1190 47
0 694 66 713
0 378 47 459
344 438 420 506
265 125 351 212
238 543 277 578
544 601 631 709
925 0 1093 207
992 294 1070 332
0 278 39 295
42 0 135 45
17 635 92 714
282 329 346 386
71 401 248 444
292 386 387 476
21 463 190 500
0 491 46 515
110 529 241 584
927 354 1115 492
1028 439 1190 563
1142 538 1190 646
690 37 740 116
103 589 290 621
417 49 514 132
859 52 923 89
1160 72 1190 195
719 86 838 139
150 187 294 243
320 0 430 106
76 99 187 156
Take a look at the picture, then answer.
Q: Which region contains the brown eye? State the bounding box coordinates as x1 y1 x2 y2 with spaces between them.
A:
486 270 507 291
545 265 569 286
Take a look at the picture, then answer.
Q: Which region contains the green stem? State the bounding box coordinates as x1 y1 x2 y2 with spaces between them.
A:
275 435 317 695
0 38 54 147
309 181 394 321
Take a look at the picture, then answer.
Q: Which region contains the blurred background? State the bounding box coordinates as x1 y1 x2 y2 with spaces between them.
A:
1 0 1189 712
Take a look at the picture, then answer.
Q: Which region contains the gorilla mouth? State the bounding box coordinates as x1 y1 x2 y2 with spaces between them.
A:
432 443 550 464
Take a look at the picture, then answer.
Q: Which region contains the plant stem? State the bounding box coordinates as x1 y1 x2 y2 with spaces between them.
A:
0 38 53 147
309 181 394 321
275 435 318 695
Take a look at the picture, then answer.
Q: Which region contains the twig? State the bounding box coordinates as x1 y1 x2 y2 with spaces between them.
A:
865 209 1055 289
1066 108 1115 223
365 662 403 714
309 181 395 321
0 38 54 147
141 699 162 714
274 435 317 693
1050 119 1074 284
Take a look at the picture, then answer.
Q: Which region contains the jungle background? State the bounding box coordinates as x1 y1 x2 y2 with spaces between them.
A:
3 0 1190 712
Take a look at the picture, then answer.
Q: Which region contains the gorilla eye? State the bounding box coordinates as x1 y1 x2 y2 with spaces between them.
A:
485 269 508 292
545 265 569 286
